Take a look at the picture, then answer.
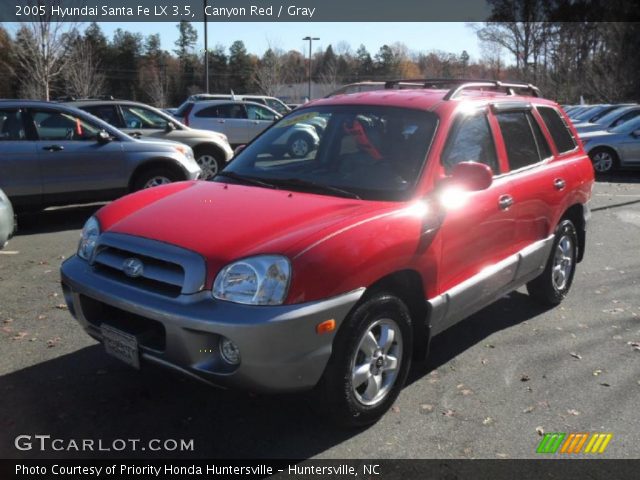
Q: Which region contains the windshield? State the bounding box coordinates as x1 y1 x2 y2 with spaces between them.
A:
609 115 640 134
215 105 438 201
596 106 637 126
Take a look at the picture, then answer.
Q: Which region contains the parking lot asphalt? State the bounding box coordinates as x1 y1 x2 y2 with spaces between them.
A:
1 176 639 460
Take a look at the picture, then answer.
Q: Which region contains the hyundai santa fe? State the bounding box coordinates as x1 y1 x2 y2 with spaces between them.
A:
60 79 594 426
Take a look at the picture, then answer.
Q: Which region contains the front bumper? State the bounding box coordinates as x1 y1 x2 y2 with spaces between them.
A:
61 255 363 392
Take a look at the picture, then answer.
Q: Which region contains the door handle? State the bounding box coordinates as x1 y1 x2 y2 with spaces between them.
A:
554 178 566 190
252 120 260 124
217 120 225 124
130 131 142 138
498 194 514 210
42 145 64 152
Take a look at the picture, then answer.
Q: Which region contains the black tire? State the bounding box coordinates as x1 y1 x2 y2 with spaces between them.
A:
526 219 578 306
194 147 225 180
287 133 314 158
313 292 413 428
132 167 182 191
589 147 619 175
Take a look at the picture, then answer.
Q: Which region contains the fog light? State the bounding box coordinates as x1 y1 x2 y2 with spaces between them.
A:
219 337 241 365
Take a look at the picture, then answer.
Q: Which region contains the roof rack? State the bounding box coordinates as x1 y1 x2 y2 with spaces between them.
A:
383 78 541 99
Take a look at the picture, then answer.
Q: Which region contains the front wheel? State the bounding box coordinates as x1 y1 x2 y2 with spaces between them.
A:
287 133 314 158
132 168 181 191
589 148 618 174
313 293 413 427
527 219 578 306
195 148 225 180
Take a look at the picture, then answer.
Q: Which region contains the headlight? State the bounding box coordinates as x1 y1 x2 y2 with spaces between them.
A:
78 216 100 261
212 255 291 305
174 145 194 160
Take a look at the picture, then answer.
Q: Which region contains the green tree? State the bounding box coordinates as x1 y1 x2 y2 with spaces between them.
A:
355 44 373 78
228 40 254 92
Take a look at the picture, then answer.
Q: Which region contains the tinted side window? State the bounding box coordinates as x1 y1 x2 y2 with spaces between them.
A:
530 114 552 160
0 110 26 140
83 105 122 127
246 104 277 121
496 111 546 170
195 106 220 118
612 109 640 128
442 113 499 174
538 106 576 154
32 110 100 141
219 104 247 119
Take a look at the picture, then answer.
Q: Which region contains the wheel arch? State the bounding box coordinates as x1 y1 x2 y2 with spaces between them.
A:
128 159 188 192
561 203 587 263
192 142 227 161
361 269 431 360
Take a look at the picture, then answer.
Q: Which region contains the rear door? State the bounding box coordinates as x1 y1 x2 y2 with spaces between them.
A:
191 103 249 144
0 108 41 203
492 105 567 261
245 103 277 140
28 107 125 196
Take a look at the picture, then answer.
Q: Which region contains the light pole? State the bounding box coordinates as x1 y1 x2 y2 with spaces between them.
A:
302 36 319 101
204 0 209 93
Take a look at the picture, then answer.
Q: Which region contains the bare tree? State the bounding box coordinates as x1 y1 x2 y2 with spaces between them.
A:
254 47 285 96
11 13 76 100
140 62 169 107
63 39 105 98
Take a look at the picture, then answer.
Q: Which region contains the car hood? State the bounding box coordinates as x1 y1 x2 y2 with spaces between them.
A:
97 181 397 279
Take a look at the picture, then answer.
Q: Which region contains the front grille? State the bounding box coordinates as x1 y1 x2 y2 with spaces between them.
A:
90 232 207 297
94 246 184 297
80 295 166 351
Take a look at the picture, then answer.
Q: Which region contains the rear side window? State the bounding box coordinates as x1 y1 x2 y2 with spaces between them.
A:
82 105 122 127
195 106 221 118
496 111 549 170
441 112 499 174
0 109 26 140
537 106 576 154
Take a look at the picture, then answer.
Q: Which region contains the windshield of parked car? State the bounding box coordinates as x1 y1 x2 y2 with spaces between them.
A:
215 105 437 201
609 115 640 134
596 106 638 126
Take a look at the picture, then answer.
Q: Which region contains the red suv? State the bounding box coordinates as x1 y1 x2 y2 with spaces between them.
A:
61 79 594 426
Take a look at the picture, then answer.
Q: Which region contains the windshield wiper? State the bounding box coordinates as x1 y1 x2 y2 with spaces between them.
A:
216 171 278 189
271 178 361 200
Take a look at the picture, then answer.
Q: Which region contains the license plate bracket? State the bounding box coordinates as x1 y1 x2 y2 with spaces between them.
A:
101 324 140 369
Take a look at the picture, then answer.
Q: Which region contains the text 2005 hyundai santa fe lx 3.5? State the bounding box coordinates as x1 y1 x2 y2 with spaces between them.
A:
61 79 594 427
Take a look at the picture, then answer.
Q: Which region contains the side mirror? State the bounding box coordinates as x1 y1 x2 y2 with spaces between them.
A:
96 131 111 144
233 144 246 156
165 122 176 133
449 162 493 191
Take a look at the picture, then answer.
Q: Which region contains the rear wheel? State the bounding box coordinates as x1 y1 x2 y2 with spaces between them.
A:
132 167 181 191
589 148 618 174
313 293 412 427
527 219 578 306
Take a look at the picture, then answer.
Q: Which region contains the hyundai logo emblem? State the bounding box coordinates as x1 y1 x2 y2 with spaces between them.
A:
122 258 144 278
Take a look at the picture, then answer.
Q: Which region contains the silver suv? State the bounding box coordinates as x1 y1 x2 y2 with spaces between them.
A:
0 188 15 249
66 100 233 179
0 101 201 210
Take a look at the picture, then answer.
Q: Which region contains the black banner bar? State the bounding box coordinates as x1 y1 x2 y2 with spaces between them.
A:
2 459 640 480
2 0 640 22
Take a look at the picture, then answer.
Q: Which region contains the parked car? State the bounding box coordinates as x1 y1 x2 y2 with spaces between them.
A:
180 100 321 157
581 115 640 173
0 188 15 249
0 101 201 210
177 93 291 115
574 105 640 133
61 79 593 427
65 99 233 179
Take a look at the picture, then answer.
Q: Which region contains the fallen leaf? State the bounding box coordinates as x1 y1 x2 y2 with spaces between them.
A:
570 352 582 360
496 453 509 458
391 406 400 413
520 374 530 382
3 318 13 324
627 341 640 351
482 417 494 425
442 409 455 417
46 337 61 347
419 404 434 414
37 315 47 320
456 383 465 389
600 382 611 387
567 409 580 416
536 426 545 436
593 369 603 376
460 389 473 396
12 331 28 340
55 304 68 310
485 344 495 349
481 358 488 365
523 406 535 413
